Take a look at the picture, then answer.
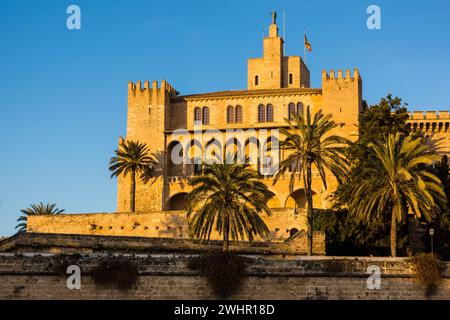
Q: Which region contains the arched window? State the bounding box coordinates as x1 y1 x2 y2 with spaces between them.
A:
202 107 209 125
194 107 201 123
258 104 265 122
167 141 183 177
297 102 304 116
227 105 235 124
289 73 293 84
266 104 273 122
288 103 296 119
255 75 259 86
235 105 243 123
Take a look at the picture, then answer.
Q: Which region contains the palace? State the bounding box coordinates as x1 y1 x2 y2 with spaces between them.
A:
118 16 361 217
25 14 449 243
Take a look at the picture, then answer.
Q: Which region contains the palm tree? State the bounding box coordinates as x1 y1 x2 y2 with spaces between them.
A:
274 106 350 255
109 138 157 212
348 133 447 257
187 160 274 252
16 202 64 232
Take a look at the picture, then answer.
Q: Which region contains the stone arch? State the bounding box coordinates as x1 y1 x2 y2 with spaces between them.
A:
224 136 244 163
285 189 317 209
244 136 261 171
204 138 223 164
167 192 189 211
261 135 280 176
185 139 203 175
266 194 281 208
167 140 183 176
185 139 203 160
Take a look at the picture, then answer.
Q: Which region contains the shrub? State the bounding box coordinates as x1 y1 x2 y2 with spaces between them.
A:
91 258 139 290
188 251 246 299
410 253 443 297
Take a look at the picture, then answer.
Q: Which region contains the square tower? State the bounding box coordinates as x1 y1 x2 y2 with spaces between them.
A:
248 15 310 90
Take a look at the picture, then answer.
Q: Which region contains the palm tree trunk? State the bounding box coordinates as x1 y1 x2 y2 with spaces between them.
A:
306 162 314 256
390 207 397 257
223 216 229 252
130 170 136 212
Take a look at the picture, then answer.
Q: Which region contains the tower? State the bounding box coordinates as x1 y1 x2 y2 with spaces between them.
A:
248 11 310 90
321 69 363 140
117 80 177 212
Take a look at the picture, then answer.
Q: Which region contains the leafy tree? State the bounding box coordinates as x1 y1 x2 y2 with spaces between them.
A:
187 161 273 252
109 139 157 212
274 106 350 255
331 95 418 254
348 94 411 167
434 155 450 207
347 133 446 257
314 208 409 256
426 155 450 259
16 202 64 232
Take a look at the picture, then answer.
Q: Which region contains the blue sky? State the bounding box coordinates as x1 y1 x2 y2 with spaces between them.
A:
0 0 449 236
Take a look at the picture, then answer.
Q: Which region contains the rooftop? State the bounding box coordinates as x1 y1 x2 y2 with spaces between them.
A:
172 87 322 102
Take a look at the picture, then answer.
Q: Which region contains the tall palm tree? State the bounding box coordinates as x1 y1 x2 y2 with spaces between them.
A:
16 202 64 232
348 133 447 257
274 106 350 255
109 138 157 212
187 160 274 252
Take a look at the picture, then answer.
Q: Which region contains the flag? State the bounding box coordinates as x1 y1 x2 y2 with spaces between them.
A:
304 33 312 52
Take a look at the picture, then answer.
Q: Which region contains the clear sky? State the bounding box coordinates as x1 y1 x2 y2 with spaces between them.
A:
0 0 449 236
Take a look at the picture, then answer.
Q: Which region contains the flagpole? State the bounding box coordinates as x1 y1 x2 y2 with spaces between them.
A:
304 28 307 65
283 10 286 51
304 27 306 65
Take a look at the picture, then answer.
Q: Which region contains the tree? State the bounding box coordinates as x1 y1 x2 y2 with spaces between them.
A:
274 106 350 255
349 94 411 167
186 161 274 252
314 208 410 256
332 95 418 255
109 139 157 212
16 202 64 232
348 133 446 257
434 155 450 208
427 155 450 259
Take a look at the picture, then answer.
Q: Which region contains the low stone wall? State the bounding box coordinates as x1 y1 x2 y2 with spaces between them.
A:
26 208 307 241
0 253 449 300
0 232 325 256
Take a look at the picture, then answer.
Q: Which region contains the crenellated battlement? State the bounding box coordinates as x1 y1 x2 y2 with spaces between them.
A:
322 68 360 81
408 110 450 120
128 79 177 97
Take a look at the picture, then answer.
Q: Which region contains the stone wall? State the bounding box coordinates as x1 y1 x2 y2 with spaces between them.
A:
26 209 310 242
0 253 449 300
407 110 450 157
0 232 325 256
